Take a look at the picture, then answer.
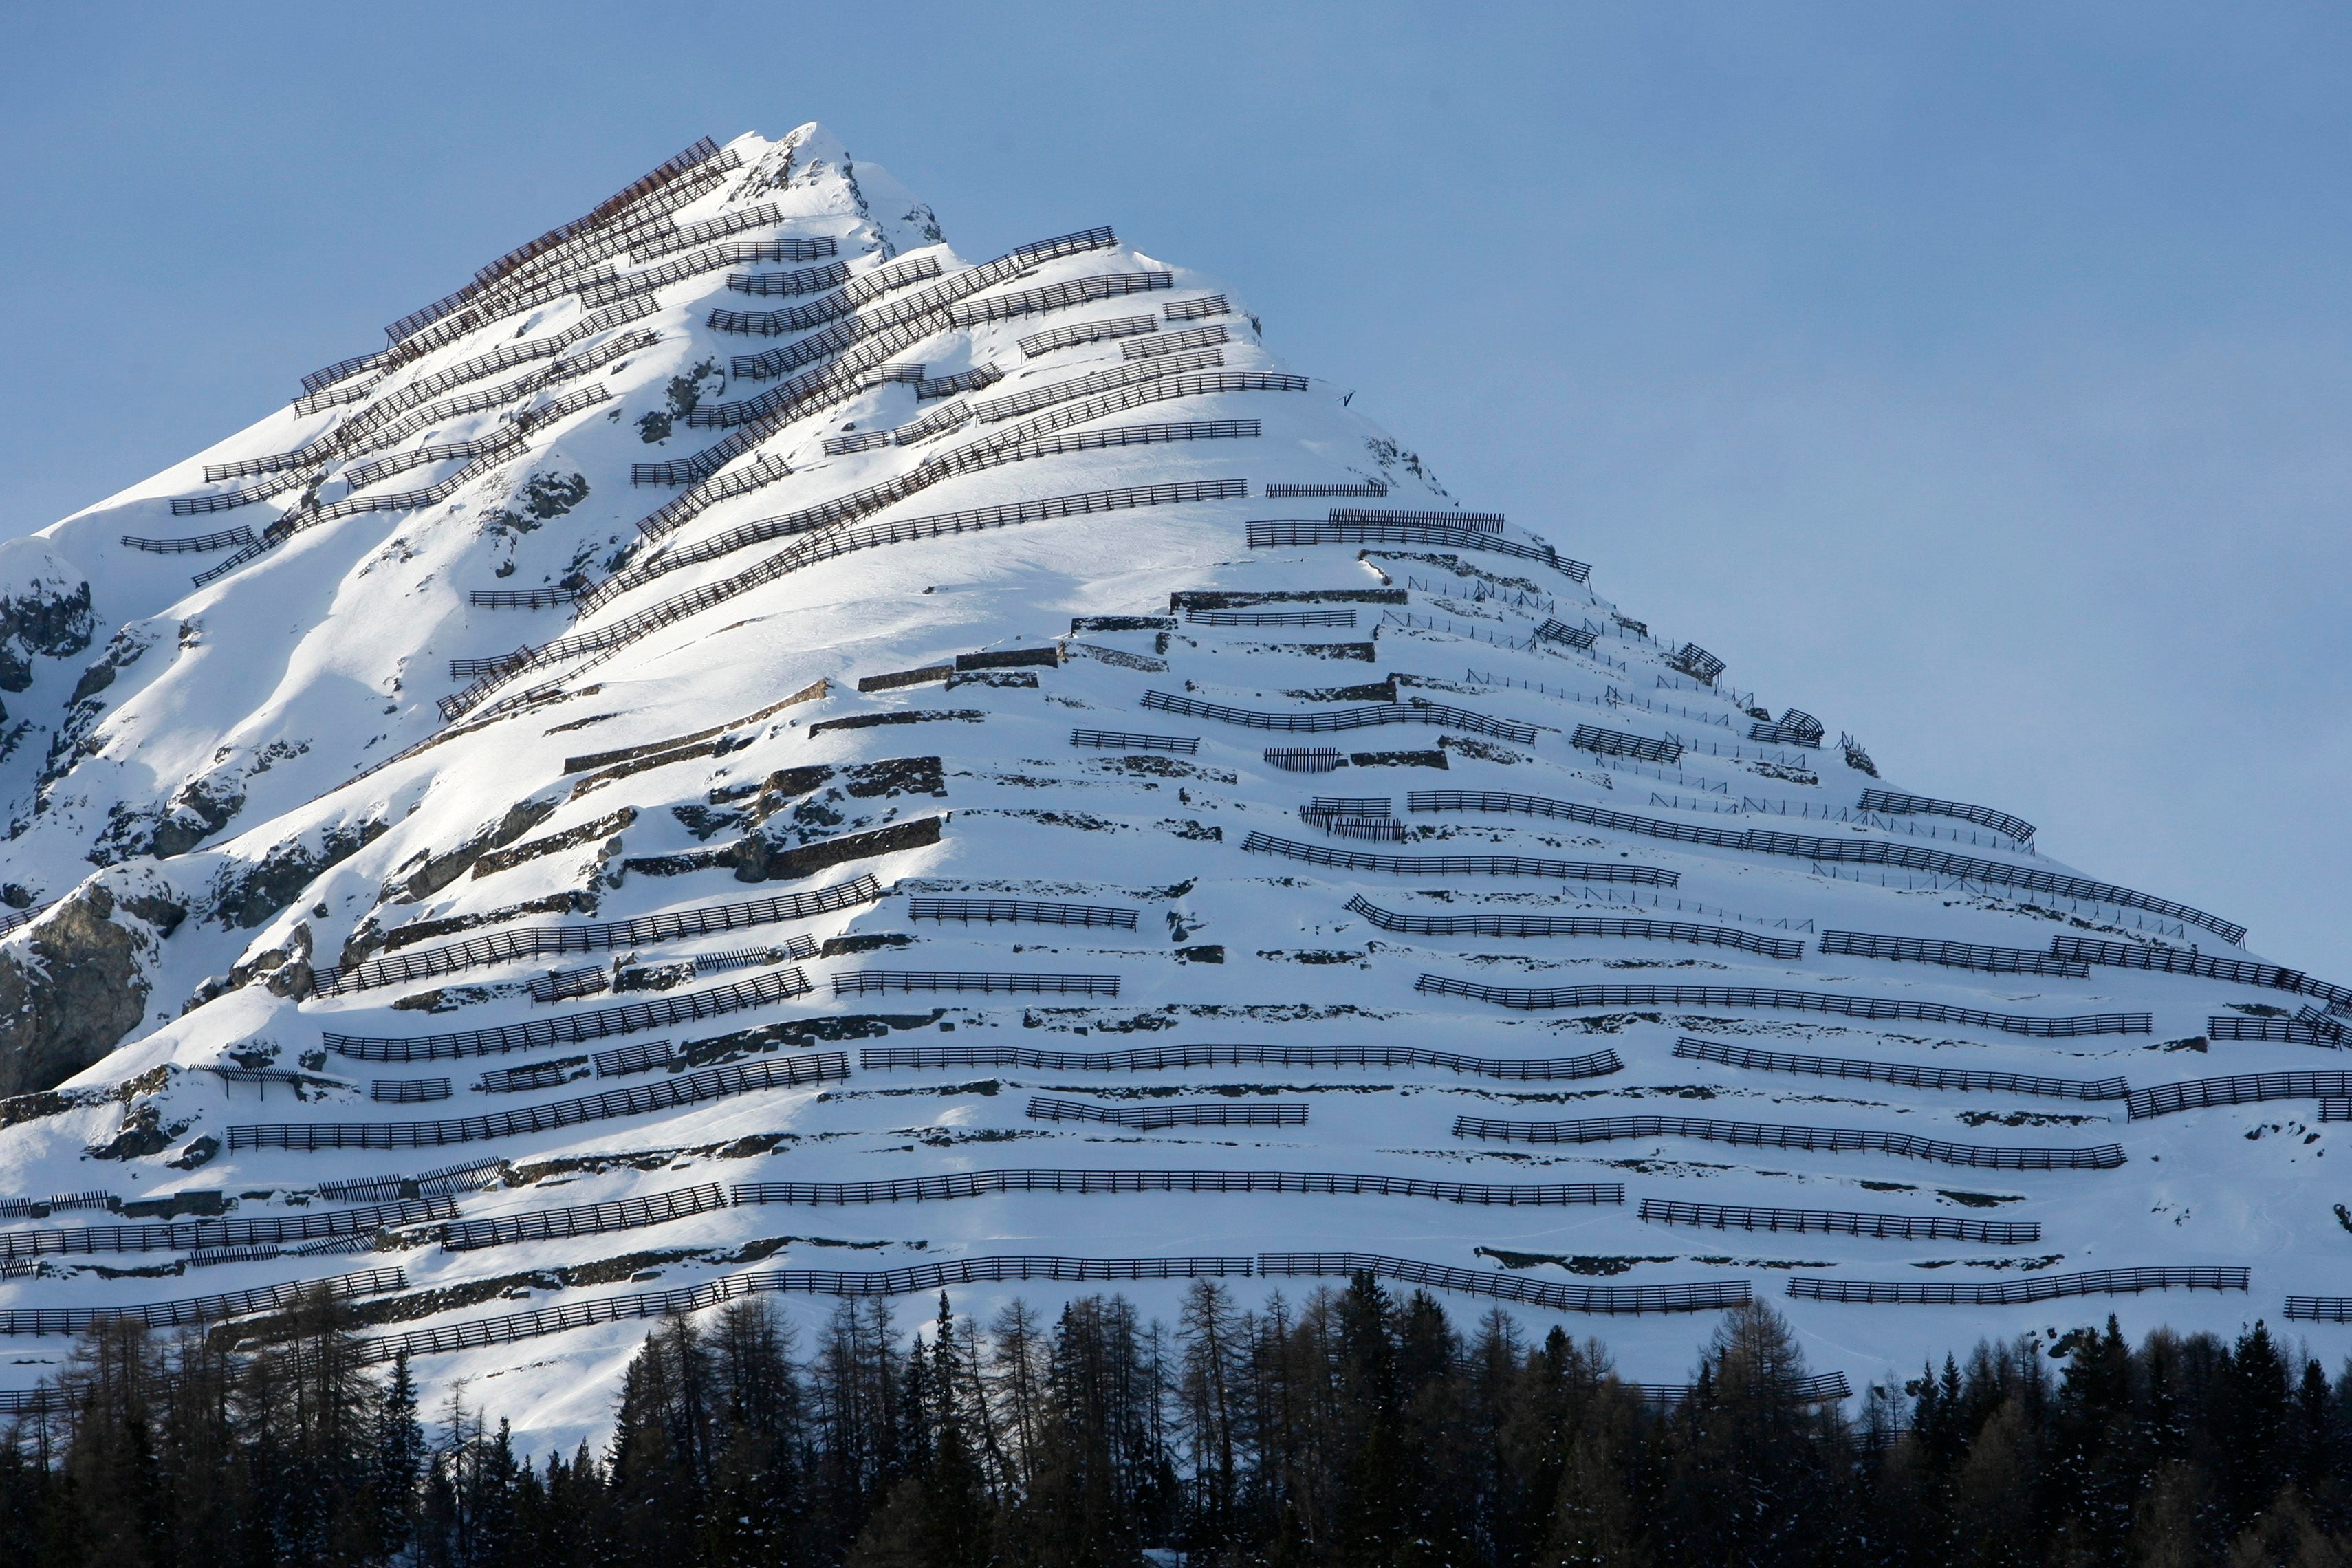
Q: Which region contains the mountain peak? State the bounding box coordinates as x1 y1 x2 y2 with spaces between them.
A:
0 131 2316 1452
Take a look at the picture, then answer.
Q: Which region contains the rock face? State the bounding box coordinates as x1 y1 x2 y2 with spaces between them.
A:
0 870 182 1096
0 549 93 694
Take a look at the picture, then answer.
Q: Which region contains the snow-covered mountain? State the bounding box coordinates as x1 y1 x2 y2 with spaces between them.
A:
0 124 2335 1452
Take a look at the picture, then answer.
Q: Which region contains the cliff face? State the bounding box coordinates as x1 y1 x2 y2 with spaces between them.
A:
0 868 182 1096
0 124 2318 1457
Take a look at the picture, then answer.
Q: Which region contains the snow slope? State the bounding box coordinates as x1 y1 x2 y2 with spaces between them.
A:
0 124 2336 1455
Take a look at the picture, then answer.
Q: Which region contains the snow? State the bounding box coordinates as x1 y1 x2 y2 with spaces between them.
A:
0 122 2333 1461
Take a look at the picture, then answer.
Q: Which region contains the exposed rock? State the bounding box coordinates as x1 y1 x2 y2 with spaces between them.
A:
0 870 186 1096
88 1102 179 1161
65 618 153 704
0 551 95 693
393 796 562 904
166 1134 221 1170
210 818 387 930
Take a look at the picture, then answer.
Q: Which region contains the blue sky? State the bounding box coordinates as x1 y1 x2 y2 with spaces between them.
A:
6 2 2349 974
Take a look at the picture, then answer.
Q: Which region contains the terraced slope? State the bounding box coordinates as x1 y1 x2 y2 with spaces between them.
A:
0 123 2331 1454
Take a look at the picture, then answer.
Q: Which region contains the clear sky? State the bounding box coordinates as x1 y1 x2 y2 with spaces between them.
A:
6 2 2349 974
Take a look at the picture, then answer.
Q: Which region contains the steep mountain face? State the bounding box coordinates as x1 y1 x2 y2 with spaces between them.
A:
0 124 2334 1453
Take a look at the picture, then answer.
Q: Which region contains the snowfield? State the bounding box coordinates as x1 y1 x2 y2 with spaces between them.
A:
0 123 2334 1459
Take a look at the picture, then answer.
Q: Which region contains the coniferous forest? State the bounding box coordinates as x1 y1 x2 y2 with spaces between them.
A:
0 1281 2346 1565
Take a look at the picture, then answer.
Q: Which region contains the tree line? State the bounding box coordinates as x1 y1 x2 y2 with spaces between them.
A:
0 1281 2346 1565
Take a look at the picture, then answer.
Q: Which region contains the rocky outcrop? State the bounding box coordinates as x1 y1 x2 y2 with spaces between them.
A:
207 817 386 931
0 869 184 1096
0 538 95 693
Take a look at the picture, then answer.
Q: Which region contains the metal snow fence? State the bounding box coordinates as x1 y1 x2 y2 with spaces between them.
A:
1673 1038 2128 1102
715 227 1117 381
122 527 257 554
530 965 608 1004
592 1039 679 1078
914 364 1005 400
0 1267 406 1336
1455 1113 2128 1170
170 465 317 515
942 417 1259 477
0 1198 452 1259
1264 748 1343 772
2287 1297 2352 1322
908 897 1139 930
1027 1097 1307 1129
2127 1071 2352 1118
1639 1198 2040 1245
965 349 1228 422
1246 831 1677 886
2210 1016 2338 1046
444 474 1242 720
821 431 893 456
1318 818 1405 843
349 1252 1252 1364
706 257 944 336
1165 294 1230 320
1186 607 1357 627
2053 935 2352 1010
320 969 811 1061
190 1244 283 1267
440 1184 728 1251
1789 1267 2247 1306
622 202 786 266
477 1059 586 1094
1859 788 2035 846
202 442 334 482
316 874 878 994
1143 690 1540 744
1069 729 1199 754
860 1041 1624 1082
1329 508 1504 532
1407 788 2248 946
732 1169 1623 1207
1248 519 1591 582
1820 930 2091 978
724 258 852 296
466 587 576 611
1421 974 2148 1036
834 972 1121 998
0 1191 109 1220
299 350 386 397
1124 323 1230 358
1265 481 1389 498
370 1078 453 1104
1018 314 1158 356
1626 1372 1853 1406
948 272 1173 327
1573 724 1684 765
1256 1253 1750 1316
1666 643 1726 683
1748 708 1826 748
437 137 730 308
343 435 512 492
1534 618 1599 649
228 1055 849 1151
1343 896 1805 959
318 1160 504 1203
